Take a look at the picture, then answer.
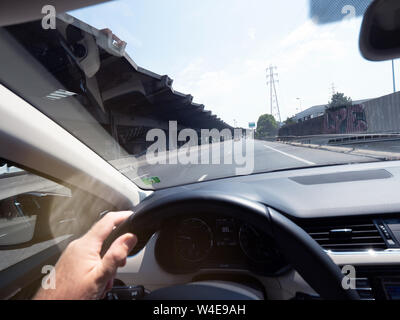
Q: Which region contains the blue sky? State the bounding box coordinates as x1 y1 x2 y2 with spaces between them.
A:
70 0 397 127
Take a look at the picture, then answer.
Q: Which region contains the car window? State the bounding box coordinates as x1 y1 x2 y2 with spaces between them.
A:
2 0 399 193
0 161 110 272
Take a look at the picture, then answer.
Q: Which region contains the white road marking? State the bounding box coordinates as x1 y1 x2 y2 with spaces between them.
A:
198 174 208 181
264 144 316 165
133 173 149 180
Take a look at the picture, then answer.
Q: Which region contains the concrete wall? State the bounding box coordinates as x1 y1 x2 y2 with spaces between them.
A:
364 91 400 134
279 91 400 137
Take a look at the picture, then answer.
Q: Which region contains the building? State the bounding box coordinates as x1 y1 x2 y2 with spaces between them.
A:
278 95 400 137
293 99 372 123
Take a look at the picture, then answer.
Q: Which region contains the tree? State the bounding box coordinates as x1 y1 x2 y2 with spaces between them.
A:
255 114 278 139
284 117 296 126
328 92 352 110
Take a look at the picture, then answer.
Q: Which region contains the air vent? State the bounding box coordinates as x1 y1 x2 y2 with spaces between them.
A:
355 278 375 300
302 219 387 251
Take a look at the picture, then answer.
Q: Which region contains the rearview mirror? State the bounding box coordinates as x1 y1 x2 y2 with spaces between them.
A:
360 0 400 61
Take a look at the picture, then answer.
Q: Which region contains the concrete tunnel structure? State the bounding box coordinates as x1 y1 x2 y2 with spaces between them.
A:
0 14 233 161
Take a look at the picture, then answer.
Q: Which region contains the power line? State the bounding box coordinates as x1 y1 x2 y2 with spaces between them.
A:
266 65 282 123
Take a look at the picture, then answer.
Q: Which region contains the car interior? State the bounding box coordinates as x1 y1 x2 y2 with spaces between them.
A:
3 0 400 301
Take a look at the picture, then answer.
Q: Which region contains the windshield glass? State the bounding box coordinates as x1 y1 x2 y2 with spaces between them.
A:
2 0 399 190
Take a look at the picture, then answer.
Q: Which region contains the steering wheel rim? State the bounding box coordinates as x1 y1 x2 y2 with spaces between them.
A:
101 191 359 300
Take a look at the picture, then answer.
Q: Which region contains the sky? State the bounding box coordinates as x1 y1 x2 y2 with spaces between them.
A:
70 0 398 128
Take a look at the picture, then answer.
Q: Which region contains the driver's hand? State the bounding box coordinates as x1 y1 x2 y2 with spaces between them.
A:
34 211 137 300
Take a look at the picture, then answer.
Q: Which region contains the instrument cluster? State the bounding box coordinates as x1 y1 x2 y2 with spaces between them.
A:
155 215 289 276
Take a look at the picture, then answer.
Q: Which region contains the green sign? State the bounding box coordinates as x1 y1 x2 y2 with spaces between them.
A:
141 176 161 185
248 122 256 128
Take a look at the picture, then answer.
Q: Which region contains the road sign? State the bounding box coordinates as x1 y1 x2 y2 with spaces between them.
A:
248 122 256 129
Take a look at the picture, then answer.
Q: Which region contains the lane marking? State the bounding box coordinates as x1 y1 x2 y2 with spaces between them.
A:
133 173 149 180
263 144 316 165
198 174 208 181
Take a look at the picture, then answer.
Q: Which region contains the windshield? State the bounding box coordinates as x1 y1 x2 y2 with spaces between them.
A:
2 0 399 190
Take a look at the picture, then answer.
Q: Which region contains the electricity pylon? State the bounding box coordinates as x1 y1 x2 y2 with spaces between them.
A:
266 65 282 123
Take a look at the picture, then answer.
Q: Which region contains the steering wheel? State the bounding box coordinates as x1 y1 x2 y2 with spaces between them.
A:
100 190 359 300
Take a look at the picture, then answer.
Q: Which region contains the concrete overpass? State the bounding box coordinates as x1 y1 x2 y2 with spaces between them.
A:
0 14 233 161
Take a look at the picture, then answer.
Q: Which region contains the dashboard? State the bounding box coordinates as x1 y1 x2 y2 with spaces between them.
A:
155 215 289 276
115 161 400 300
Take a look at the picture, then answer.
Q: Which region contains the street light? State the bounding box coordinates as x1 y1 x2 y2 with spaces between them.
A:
392 60 396 93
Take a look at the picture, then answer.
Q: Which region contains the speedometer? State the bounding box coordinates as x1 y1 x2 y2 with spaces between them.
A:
175 218 213 262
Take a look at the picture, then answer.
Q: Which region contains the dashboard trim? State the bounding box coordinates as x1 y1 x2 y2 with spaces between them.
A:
328 249 400 266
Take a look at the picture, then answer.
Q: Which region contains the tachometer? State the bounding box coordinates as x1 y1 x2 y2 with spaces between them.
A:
175 218 213 262
239 224 274 263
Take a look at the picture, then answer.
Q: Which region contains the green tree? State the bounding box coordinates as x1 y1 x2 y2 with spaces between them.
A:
284 117 296 126
328 92 352 110
255 114 278 139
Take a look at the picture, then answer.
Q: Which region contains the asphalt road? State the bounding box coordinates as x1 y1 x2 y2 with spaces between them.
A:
0 140 381 195
0 173 70 200
0 140 380 195
127 140 379 189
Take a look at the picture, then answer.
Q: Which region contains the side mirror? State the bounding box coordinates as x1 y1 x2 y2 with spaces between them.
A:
0 200 37 246
0 192 76 248
360 0 400 61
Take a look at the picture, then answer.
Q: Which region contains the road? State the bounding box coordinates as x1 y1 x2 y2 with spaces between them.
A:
0 140 380 195
0 173 70 200
126 140 379 189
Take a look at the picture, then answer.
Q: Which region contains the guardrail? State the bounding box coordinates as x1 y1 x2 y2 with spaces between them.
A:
277 133 400 146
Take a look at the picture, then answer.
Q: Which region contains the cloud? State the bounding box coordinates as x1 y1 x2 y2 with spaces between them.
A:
280 20 316 48
277 20 353 70
174 58 242 106
248 28 256 40
170 18 363 126
172 57 270 127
